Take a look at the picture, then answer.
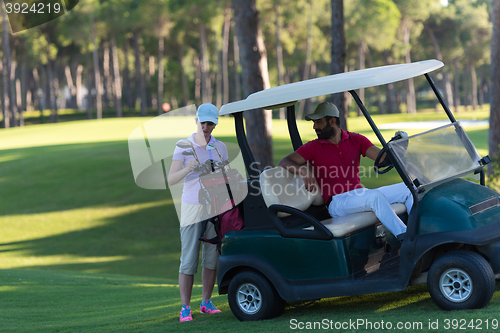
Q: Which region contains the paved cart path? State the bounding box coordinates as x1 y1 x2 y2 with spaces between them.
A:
379 120 488 129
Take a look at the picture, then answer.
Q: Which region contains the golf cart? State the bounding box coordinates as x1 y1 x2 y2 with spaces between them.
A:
216 59 500 321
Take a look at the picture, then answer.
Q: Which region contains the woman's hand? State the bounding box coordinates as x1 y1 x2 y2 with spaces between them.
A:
186 160 200 172
168 159 200 186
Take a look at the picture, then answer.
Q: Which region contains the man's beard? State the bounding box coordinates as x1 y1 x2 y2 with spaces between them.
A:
316 123 335 140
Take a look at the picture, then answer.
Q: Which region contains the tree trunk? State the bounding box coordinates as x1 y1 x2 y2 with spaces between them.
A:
469 59 478 110
304 61 317 113
26 77 32 113
54 72 62 110
25 66 32 113
76 64 83 109
442 70 454 111
103 43 113 109
233 31 241 101
425 24 454 110
157 20 165 115
40 65 50 124
298 0 313 120
478 72 485 107
110 35 122 117
199 22 212 104
90 14 102 118
1 59 8 128
330 0 347 129
178 44 189 106
275 4 285 119
364 42 384 114
215 31 222 109
20 60 27 126
383 51 397 114
32 68 41 114
194 56 201 105
356 41 365 116
489 0 500 175
462 64 469 110
147 55 154 109
171 95 178 109
86 51 93 119
16 72 22 126
70 58 79 108
2 4 13 127
124 38 133 109
402 20 416 114
453 58 461 112
40 66 48 123
134 30 147 116
65 64 77 109
222 1 231 106
233 0 273 170
10 57 18 125
47 59 58 123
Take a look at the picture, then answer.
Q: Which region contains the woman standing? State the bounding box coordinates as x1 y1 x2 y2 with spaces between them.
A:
168 103 227 322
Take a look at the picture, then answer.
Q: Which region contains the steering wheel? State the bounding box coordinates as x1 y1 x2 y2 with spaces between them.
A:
374 131 408 175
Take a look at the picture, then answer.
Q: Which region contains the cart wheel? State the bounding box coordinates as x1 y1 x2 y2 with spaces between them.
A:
427 251 494 310
228 270 285 321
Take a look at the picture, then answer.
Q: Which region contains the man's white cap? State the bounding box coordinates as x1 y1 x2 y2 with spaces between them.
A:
197 103 219 124
305 102 340 120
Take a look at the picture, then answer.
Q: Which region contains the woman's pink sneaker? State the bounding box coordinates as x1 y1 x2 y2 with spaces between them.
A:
179 305 193 322
200 299 221 314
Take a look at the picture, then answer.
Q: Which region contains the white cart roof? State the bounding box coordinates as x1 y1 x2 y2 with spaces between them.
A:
219 59 443 115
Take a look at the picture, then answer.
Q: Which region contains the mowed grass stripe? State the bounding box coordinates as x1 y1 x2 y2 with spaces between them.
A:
1 268 500 332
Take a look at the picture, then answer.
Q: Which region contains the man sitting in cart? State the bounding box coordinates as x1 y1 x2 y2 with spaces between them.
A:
278 102 412 240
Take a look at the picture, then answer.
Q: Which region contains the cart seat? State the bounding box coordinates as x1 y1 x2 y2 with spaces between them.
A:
260 167 407 237
304 203 407 237
260 167 324 217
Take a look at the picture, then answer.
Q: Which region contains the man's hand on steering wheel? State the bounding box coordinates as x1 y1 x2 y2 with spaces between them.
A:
374 131 408 174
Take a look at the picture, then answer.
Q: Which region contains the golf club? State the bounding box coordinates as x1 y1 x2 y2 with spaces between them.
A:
176 139 200 162
176 139 193 149
207 143 229 169
181 151 204 172
207 143 223 160
181 149 198 162
181 150 196 158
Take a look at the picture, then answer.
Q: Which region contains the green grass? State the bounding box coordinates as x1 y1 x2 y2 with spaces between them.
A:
1 269 500 332
0 111 495 332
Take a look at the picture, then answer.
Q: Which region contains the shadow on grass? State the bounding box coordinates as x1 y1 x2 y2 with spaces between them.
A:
0 136 243 280
0 268 184 332
0 201 183 279
0 141 166 216
0 140 183 279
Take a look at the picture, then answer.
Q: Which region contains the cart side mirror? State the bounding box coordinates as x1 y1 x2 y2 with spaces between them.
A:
480 156 491 166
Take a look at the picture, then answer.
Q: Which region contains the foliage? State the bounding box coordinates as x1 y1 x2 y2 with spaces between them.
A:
488 154 500 194
453 0 492 65
0 0 496 132
345 0 401 51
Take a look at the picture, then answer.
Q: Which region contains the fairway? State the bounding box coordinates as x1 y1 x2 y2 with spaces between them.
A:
0 112 498 332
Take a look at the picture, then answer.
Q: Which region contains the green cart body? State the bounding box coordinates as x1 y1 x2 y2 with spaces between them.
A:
215 60 500 321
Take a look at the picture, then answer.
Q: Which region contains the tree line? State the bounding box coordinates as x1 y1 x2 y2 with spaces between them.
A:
0 0 494 125
0 0 499 170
